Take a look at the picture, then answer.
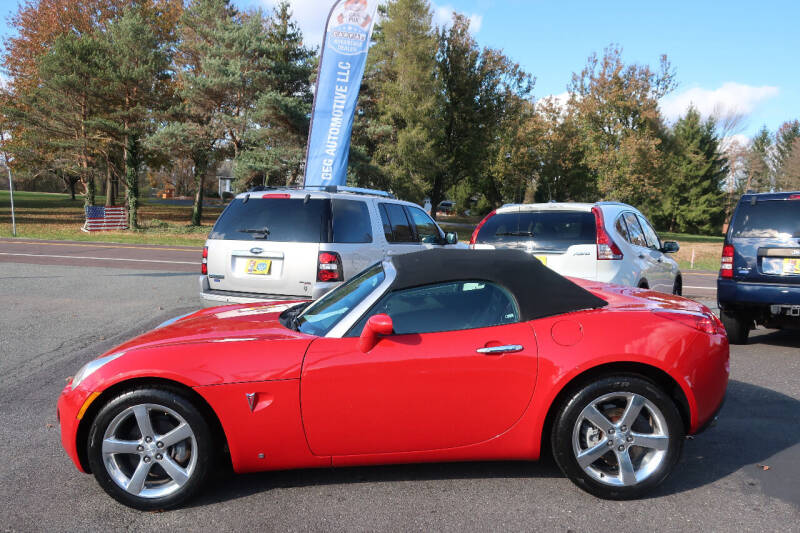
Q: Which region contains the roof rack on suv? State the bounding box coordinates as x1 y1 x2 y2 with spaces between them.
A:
246 185 395 199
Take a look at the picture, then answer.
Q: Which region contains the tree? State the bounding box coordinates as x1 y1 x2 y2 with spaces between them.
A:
364 0 440 204
105 8 174 226
234 2 315 189
660 107 727 234
435 17 533 213
774 120 800 190
746 126 772 192
7 32 115 207
148 0 238 226
569 46 675 213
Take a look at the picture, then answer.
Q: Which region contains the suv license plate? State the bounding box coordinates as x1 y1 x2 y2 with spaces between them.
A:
783 258 800 275
245 259 272 275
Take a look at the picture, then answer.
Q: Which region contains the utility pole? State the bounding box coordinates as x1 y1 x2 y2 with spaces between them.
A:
7 164 15 237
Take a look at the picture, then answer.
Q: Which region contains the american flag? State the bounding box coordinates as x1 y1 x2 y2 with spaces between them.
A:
82 206 128 232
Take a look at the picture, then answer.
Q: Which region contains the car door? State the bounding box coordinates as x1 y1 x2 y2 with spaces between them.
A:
636 214 674 293
300 280 538 456
621 212 661 289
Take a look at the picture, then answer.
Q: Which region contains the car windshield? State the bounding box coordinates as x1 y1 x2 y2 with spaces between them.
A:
295 263 385 336
731 200 800 239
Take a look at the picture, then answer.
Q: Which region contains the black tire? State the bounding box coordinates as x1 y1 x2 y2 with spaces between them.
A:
672 276 682 296
551 375 684 500
87 387 213 510
720 310 750 344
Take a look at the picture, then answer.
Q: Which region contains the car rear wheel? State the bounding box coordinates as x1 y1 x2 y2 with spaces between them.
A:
720 311 750 344
87 387 213 510
551 375 684 500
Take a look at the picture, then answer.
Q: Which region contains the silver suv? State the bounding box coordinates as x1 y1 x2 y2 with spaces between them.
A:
200 186 460 304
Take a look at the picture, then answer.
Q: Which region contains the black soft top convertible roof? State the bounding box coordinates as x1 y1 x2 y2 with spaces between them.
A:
389 249 607 321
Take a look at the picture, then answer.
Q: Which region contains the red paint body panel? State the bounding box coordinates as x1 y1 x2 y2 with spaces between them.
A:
57 282 728 476
193 381 330 472
301 323 538 456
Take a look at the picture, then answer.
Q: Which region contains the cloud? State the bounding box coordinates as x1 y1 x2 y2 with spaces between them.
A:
432 3 483 33
258 1 484 47
536 91 571 110
259 0 331 47
660 82 779 121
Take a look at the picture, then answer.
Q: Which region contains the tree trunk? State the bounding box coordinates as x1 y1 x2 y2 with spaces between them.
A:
191 151 208 226
125 132 140 229
105 156 115 207
429 174 445 222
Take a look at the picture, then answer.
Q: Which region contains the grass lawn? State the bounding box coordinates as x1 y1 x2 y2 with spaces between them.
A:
0 190 223 245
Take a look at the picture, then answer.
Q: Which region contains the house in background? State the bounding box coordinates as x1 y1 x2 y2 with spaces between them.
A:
217 160 234 198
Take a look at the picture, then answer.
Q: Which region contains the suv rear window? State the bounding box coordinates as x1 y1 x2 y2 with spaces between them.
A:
476 211 596 251
209 198 329 242
731 200 800 239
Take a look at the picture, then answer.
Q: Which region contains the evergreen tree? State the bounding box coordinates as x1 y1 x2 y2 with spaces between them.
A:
746 126 773 192
661 107 726 234
774 120 800 190
235 1 315 189
105 8 174 227
365 0 440 204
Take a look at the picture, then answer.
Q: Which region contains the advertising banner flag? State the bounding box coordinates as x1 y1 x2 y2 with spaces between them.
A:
303 0 379 188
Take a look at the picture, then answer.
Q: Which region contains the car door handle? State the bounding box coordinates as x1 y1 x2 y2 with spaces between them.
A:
477 345 524 355
638 254 646 259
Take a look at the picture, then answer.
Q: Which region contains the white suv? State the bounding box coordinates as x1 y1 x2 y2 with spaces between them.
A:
469 202 682 294
200 186 460 304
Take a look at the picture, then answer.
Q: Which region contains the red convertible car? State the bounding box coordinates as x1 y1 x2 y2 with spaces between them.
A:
58 249 728 509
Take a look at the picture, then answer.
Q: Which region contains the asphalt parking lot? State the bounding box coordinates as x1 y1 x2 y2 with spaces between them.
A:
1 252 798 531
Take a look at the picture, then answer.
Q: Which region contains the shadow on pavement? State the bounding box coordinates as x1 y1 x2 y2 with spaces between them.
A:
189 379 800 508
746 328 800 348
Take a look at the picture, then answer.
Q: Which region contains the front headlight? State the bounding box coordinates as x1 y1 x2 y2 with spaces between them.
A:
71 352 125 390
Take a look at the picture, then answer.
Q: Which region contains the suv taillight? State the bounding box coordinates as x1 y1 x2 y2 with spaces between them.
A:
592 207 623 260
202 246 208 275
317 251 343 282
720 244 734 279
470 210 496 248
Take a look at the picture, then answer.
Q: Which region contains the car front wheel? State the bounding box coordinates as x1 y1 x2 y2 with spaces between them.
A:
551 375 684 499
87 387 213 510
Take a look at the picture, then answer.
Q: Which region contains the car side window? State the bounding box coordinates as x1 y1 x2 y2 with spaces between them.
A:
381 203 416 243
615 215 630 242
406 206 443 244
347 281 520 337
332 199 373 243
622 213 648 248
378 204 393 242
636 215 661 251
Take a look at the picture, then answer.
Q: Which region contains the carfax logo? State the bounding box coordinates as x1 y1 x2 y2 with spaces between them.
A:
328 0 374 56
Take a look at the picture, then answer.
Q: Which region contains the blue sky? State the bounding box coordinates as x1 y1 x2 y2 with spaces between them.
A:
1 0 796 141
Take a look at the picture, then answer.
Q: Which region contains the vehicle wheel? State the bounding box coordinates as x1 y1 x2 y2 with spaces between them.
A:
720 311 750 344
672 276 682 296
87 387 213 510
551 375 684 500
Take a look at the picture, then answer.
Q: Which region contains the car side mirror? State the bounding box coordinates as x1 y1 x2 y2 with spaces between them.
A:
661 241 680 254
358 314 394 353
445 232 458 245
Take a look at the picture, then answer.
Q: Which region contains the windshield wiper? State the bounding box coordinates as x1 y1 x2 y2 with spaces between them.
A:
238 227 271 239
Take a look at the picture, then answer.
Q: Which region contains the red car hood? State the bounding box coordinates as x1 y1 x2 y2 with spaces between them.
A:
109 302 311 354
570 278 711 314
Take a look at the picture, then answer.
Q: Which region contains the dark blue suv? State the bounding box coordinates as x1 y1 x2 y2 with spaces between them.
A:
718 191 800 344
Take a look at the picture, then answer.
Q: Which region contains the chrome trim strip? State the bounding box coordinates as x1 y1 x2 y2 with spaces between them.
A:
476 345 524 355
325 260 396 338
